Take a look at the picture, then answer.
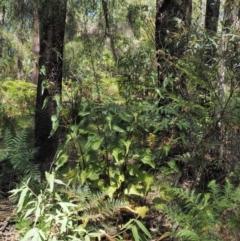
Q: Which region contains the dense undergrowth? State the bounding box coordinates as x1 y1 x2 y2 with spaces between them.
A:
1 1 240 240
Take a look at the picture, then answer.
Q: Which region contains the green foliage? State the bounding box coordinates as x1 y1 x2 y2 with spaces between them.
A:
0 80 36 131
157 180 240 241
56 101 156 198
10 172 146 241
121 218 152 241
0 129 40 183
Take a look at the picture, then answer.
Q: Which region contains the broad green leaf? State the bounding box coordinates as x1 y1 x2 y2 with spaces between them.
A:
124 183 144 196
105 186 118 200
55 153 69 170
91 137 104 150
141 153 155 168
84 235 90 241
54 94 61 107
112 148 124 163
45 172 55 192
113 125 125 133
127 164 141 176
122 140 131 155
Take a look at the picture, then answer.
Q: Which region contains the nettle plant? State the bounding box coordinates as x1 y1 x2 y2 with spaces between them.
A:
56 100 156 199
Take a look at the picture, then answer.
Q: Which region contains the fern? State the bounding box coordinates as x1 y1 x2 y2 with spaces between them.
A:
62 185 127 226
160 180 240 241
0 129 40 182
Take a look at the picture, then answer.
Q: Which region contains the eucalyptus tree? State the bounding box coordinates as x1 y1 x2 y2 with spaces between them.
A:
34 0 67 172
0 2 5 58
205 0 220 33
155 0 192 95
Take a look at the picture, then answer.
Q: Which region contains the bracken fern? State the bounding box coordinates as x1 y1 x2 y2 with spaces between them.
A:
160 180 240 241
0 129 40 182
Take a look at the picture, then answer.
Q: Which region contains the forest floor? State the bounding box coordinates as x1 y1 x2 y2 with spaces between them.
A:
0 199 18 241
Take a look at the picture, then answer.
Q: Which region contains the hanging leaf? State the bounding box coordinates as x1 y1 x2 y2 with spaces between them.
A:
45 172 55 192
113 125 125 132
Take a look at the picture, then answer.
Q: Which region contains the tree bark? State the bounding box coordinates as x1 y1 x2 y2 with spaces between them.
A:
31 0 39 85
101 0 118 66
35 0 67 172
205 0 220 33
155 0 192 92
0 5 5 58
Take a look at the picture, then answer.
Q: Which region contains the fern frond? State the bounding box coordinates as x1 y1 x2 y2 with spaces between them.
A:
62 185 127 225
0 128 40 182
176 229 200 241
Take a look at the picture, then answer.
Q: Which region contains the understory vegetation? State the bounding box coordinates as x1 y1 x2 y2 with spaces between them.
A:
1 0 240 240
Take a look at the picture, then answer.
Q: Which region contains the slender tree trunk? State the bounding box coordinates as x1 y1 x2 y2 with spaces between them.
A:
101 0 118 66
0 5 5 58
35 0 67 172
31 0 39 85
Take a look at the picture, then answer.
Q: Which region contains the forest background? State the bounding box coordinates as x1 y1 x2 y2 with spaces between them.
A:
1 0 240 240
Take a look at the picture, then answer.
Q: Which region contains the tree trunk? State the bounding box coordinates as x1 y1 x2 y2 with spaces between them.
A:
219 0 240 161
35 0 67 173
205 0 220 33
155 0 192 93
31 0 39 85
0 5 5 58
101 0 118 66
